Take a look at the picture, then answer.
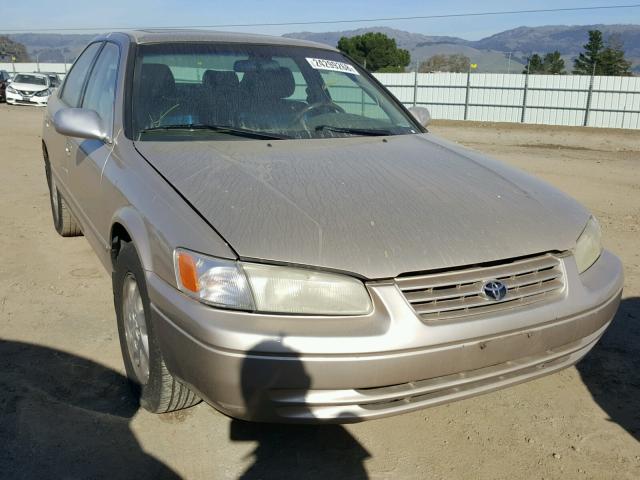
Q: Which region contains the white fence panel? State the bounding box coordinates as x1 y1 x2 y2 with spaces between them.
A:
526 75 590 127
374 72 640 130
468 73 523 123
420 73 467 121
590 76 640 129
0 62 71 80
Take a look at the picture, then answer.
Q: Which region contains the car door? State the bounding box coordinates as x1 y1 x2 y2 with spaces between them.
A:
67 42 120 249
44 42 103 191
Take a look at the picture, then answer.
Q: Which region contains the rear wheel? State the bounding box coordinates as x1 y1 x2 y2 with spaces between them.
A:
113 241 201 413
44 148 82 237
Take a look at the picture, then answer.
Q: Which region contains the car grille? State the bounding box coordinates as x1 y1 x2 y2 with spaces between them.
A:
395 253 565 321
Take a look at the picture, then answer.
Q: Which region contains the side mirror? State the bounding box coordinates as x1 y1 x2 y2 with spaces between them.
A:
53 108 110 143
408 106 432 128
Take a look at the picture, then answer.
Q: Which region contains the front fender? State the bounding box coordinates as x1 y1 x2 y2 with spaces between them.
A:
111 206 156 273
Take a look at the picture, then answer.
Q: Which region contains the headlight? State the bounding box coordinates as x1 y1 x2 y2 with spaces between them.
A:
574 216 602 274
6 85 16 93
174 249 373 315
35 89 51 97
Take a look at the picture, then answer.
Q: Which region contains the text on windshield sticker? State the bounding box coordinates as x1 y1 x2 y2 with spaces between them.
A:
306 58 360 75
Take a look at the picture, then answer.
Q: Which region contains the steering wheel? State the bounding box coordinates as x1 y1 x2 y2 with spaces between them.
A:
294 102 345 131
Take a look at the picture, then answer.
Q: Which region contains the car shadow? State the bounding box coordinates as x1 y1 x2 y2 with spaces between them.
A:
576 297 640 441
230 340 371 479
0 340 179 479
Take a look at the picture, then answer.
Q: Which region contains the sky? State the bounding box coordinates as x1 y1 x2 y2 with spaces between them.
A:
1 1 639 39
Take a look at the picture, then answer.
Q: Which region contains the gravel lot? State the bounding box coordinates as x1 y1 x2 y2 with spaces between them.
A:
1 104 638 480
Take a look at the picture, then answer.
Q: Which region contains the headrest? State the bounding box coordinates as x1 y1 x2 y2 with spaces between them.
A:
240 67 295 100
203 70 240 90
140 63 175 98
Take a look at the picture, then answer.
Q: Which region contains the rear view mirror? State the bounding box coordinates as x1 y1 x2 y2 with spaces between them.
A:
408 106 432 128
53 108 110 143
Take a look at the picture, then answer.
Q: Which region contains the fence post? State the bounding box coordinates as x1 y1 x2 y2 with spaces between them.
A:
413 70 419 107
463 71 471 120
583 70 595 127
521 70 529 123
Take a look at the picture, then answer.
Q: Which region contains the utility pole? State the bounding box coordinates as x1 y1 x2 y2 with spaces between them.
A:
507 52 512 74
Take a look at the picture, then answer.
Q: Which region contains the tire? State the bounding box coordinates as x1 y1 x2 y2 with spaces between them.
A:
113 241 201 413
44 149 82 237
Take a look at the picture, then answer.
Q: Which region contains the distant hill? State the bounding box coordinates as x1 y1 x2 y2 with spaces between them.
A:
285 27 524 73
286 24 640 73
4 24 639 73
473 24 640 58
284 27 466 52
7 33 96 62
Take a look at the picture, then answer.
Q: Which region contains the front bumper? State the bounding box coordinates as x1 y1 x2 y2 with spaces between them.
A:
6 90 49 106
148 250 623 423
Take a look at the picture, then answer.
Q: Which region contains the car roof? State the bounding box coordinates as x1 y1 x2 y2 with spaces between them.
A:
100 29 337 51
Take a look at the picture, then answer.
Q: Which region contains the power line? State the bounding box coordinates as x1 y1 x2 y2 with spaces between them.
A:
1 4 639 32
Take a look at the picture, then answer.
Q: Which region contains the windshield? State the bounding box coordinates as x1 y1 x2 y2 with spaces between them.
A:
14 74 48 86
132 43 418 141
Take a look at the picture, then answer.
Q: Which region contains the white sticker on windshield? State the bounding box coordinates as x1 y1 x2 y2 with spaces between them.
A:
306 58 360 75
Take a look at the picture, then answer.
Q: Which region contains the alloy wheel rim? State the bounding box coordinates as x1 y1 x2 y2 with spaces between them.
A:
122 273 150 384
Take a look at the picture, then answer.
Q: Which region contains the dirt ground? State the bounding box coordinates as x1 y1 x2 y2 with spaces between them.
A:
0 104 638 480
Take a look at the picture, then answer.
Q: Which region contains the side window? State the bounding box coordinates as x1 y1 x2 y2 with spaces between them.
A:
61 42 102 107
82 43 120 131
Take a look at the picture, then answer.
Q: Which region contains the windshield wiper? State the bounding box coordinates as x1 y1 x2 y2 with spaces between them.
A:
314 125 393 136
139 124 289 140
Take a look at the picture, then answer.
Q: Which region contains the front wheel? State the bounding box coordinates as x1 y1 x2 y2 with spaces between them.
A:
113 241 200 413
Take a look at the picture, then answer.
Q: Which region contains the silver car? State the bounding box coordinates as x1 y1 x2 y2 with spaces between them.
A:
43 31 623 423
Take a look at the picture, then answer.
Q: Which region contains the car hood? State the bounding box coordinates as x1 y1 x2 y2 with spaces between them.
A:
10 82 49 92
135 134 589 279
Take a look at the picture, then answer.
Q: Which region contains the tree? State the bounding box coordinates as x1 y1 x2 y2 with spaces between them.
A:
524 54 544 74
599 35 632 76
573 30 632 75
524 51 565 74
337 32 410 73
0 36 29 62
419 54 470 73
573 30 604 75
542 51 566 74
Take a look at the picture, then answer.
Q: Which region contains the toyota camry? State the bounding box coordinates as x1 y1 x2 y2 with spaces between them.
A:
42 31 623 423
